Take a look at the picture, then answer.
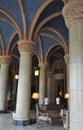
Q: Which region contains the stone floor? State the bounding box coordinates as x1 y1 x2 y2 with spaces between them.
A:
0 112 64 130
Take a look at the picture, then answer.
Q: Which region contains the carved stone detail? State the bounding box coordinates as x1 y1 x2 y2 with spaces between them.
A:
62 0 83 28
64 54 69 65
0 56 11 64
18 40 36 54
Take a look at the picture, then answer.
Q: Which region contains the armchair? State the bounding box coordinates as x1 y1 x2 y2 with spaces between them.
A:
36 103 52 125
62 110 69 130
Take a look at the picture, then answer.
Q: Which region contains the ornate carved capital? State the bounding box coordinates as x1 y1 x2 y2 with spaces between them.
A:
18 40 36 54
62 0 83 28
64 54 69 65
0 56 11 64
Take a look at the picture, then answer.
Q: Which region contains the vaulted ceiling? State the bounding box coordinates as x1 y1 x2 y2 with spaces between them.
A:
0 0 69 73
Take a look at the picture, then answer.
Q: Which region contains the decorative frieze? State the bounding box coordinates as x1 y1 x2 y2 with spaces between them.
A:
18 40 36 54
62 0 83 28
0 56 11 64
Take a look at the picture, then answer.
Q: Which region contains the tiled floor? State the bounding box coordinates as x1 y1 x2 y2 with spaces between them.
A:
0 112 64 130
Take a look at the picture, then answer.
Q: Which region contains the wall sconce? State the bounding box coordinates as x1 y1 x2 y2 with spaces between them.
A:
15 74 19 79
34 70 39 76
59 90 62 97
64 93 70 99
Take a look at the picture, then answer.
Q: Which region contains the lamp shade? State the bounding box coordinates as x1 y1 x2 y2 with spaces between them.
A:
64 93 70 99
32 93 40 99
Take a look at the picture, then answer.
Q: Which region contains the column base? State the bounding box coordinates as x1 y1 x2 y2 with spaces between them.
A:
0 110 7 114
12 118 36 126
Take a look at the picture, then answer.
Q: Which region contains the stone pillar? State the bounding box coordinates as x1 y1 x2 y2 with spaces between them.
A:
13 40 36 126
62 1 83 130
51 74 57 103
64 54 70 127
35 76 39 92
64 55 69 94
47 71 53 104
39 63 48 104
12 73 18 94
0 56 11 113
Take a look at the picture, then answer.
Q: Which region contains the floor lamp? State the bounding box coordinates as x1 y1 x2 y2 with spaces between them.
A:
32 93 40 110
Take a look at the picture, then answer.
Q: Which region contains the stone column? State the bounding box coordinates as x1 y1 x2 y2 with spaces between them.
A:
35 76 39 92
39 63 48 105
12 73 18 94
64 54 70 127
64 55 69 94
62 1 83 130
47 71 53 104
13 40 36 126
51 74 57 103
0 56 11 113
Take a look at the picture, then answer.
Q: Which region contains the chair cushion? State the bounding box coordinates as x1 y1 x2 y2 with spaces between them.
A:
38 116 50 121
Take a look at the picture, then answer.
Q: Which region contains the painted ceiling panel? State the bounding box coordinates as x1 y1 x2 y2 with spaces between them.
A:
23 0 44 31
0 21 15 47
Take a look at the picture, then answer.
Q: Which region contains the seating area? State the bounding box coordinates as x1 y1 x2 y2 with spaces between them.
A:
36 103 52 126
35 103 69 130
36 103 64 127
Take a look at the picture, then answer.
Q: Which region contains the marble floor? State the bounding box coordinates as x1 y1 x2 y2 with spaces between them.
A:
0 112 64 130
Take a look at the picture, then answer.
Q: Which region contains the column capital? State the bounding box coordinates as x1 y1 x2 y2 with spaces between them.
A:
0 56 11 64
38 63 48 70
18 40 36 54
62 0 83 28
64 54 69 65
47 71 53 77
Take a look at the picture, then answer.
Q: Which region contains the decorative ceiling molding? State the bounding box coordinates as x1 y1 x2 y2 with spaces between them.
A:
41 26 68 54
18 0 28 39
6 31 18 55
33 11 62 40
29 0 54 40
0 7 22 39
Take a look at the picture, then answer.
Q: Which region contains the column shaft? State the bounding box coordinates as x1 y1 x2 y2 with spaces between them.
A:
0 56 10 113
15 51 32 120
62 1 83 129
0 64 9 111
69 22 83 130
39 63 47 104
13 40 36 126
47 72 54 104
